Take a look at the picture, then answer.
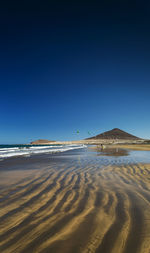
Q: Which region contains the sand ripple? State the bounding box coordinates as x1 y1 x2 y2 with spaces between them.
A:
0 158 150 253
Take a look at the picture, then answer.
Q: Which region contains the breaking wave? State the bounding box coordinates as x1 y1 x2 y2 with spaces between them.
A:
0 144 87 159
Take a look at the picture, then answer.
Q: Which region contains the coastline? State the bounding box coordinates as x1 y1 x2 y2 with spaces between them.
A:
29 138 146 145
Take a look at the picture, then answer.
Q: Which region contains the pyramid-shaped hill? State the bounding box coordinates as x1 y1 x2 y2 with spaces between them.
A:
86 128 141 140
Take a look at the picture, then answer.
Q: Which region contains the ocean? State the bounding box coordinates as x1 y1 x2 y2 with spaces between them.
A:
0 144 86 159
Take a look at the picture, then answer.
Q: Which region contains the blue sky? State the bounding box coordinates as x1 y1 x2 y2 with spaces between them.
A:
0 1 150 143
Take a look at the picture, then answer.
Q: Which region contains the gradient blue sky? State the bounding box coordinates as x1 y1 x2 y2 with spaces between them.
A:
0 1 150 143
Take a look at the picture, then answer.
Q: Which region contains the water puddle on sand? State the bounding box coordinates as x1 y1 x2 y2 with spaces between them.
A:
0 147 150 253
87 145 150 164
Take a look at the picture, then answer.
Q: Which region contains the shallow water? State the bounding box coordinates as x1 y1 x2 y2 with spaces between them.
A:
0 147 150 253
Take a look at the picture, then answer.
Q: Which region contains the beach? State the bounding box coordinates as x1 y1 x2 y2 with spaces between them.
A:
0 146 150 253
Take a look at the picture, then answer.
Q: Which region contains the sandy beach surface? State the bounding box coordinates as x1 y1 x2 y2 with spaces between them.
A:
109 144 150 151
0 146 150 253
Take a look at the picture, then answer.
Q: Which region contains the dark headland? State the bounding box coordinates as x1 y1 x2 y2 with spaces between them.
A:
30 139 56 145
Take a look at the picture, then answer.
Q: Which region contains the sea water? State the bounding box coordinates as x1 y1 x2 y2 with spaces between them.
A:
0 144 86 159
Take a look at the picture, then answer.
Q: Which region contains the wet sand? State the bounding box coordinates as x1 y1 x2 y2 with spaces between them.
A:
0 148 150 253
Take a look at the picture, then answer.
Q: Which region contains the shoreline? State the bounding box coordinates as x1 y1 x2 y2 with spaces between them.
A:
28 140 150 152
29 138 146 145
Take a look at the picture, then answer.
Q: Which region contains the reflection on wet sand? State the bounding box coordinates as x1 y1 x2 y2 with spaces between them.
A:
89 145 129 156
0 149 150 253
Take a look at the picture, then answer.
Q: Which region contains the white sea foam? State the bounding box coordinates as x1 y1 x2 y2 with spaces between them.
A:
0 148 19 151
0 144 87 159
29 145 64 149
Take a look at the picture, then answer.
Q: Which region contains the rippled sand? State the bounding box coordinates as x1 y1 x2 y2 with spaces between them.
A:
0 150 150 253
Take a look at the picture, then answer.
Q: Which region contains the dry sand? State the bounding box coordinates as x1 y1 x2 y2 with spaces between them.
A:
110 144 150 151
0 150 150 253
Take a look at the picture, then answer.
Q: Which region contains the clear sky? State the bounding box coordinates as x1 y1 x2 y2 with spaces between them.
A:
0 1 150 143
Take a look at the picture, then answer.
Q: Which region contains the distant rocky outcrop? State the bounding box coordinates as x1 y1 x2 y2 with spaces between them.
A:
86 128 140 140
30 139 56 144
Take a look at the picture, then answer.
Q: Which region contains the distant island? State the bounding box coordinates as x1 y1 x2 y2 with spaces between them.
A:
31 139 56 145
